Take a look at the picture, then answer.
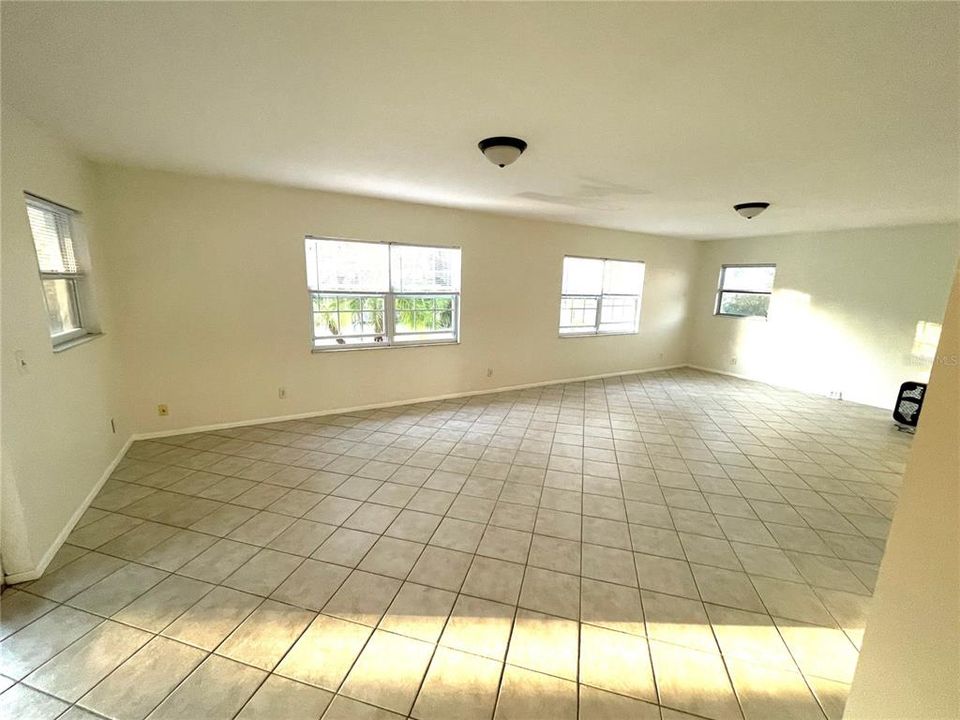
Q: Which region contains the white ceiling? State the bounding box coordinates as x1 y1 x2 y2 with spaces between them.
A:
2 2 958 239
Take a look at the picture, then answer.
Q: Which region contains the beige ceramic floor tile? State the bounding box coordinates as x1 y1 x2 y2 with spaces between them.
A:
651 639 742 720
68 564 169 617
276 614 373 690
378 582 457 643
0 683 69 719
518 567 580 620
25 620 151 702
642 590 719 654
321 695 404 719
25 552 127 602
268 519 337 556
340 629 434 715
178 539 260 584
112 575 213 632
137 530 217 571
270 560 351 611
323 570 401 627
691 564 765 613
429 518 485 553
411 646 502 720
580 578 645 636
461 556 524 605
579 624 656 702
217 599 315 671
578 684 661 720
0 591 57 640
79 636 206 720
493 664 577 720
752 577 836 626
440 595 515 661
582 543 638 587
146 654 266 720
633 553 699 599
806 676 849 720
222 549 304 597
312 528 379 567
0 606 102 679
775 618 860 684
407 546 473 592
506 609 578 681
726 657 825 720
706 603 797 671
236 674 334 720
357 537 424 579
161 585 261 650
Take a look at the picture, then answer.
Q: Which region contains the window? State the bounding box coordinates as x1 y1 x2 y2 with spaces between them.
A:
25 195 92 346
559 256 645 336
715 264 776 317
305 238 460 349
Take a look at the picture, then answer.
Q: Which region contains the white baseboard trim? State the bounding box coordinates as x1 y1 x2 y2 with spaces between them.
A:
3 434 135 585
685 363 772 384
133 364 688 441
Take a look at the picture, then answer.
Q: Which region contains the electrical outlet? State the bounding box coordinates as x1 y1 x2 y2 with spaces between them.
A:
486 368 494 378
157 404 169 416
730 356 738 366
828 390 844 401
278 387 287 400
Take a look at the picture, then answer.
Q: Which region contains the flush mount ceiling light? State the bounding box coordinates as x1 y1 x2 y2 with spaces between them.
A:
734 202 770 219
478 136 527 167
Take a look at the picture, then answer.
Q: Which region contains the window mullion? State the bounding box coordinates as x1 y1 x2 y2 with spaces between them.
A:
453 293 460 338
385 292 395 344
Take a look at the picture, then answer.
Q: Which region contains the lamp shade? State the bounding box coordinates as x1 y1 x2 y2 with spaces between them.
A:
734 202 770 219
479 136 527 167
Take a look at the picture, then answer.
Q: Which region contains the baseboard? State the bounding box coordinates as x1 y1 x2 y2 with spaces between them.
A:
684 363 894 410
133 364 688 441
685 363 770 384
3 434 136 585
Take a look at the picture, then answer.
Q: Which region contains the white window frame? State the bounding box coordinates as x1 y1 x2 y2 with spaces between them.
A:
306 237 461 351
558 255 644 337
715 263 776 318
24 194 92 348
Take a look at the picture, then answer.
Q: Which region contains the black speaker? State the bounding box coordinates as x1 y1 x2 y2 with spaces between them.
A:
893 381 927 429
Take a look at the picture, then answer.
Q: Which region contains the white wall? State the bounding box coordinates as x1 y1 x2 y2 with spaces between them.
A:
1 107 127 579
94 164 698 436
688 225 960 408
844 264 959 719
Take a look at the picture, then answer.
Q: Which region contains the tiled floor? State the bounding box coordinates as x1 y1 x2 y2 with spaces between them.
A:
1 368 909 720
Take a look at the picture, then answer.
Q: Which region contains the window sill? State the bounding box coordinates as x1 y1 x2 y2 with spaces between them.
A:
714 314 768 320
52 332 104 353
312 339 460 353
558 331 639 339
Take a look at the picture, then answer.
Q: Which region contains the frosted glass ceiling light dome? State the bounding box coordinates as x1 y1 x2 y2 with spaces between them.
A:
734 202 770 219
479 136 527 167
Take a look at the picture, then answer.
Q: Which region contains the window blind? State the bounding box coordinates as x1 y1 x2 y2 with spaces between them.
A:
26 197 80 275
